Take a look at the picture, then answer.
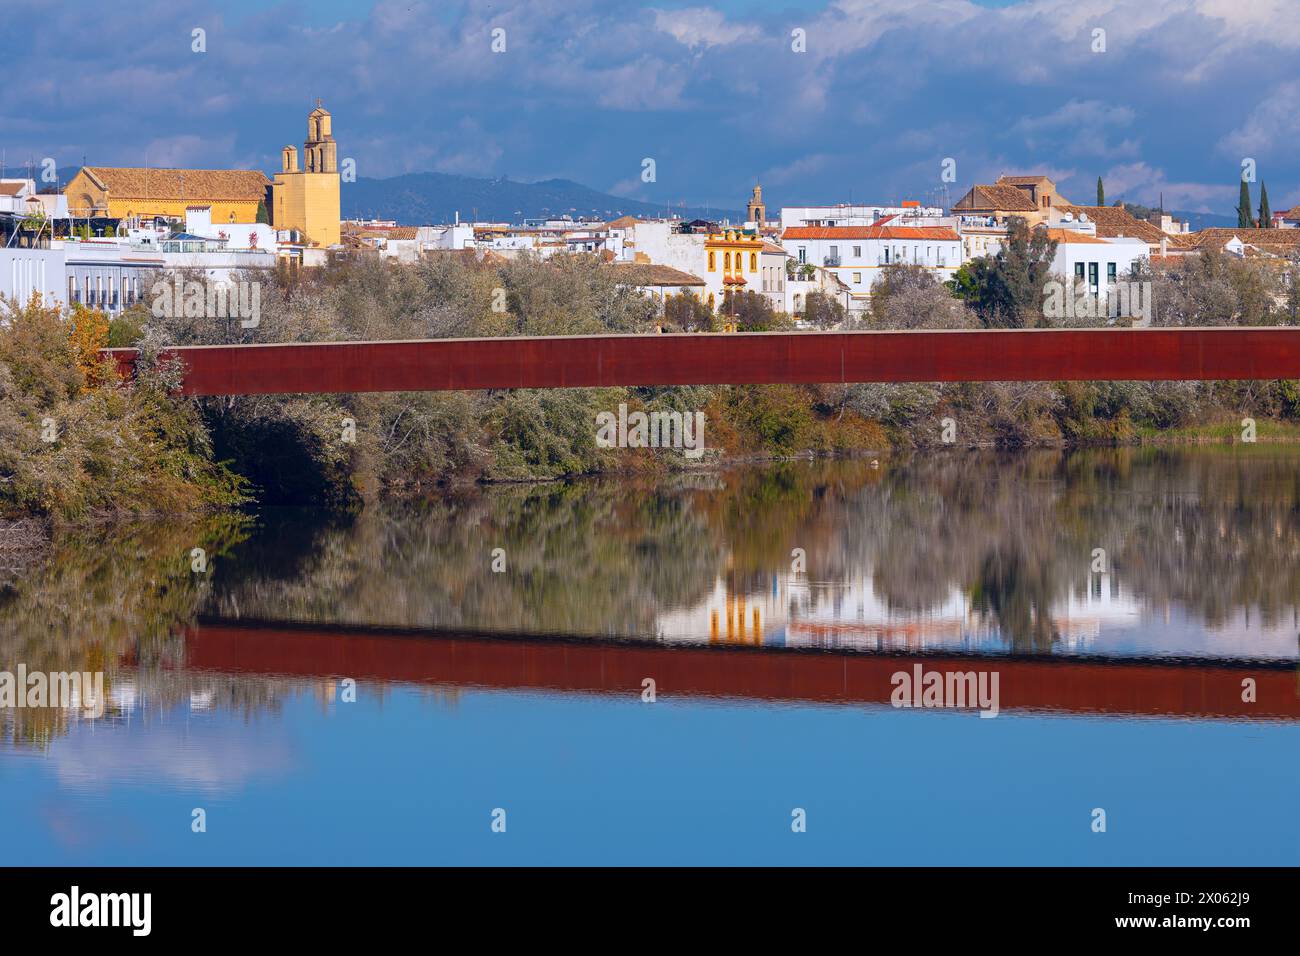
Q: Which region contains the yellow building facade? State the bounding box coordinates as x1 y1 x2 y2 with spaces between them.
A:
704 229 763 313
65 166 270 223
271 102 342 247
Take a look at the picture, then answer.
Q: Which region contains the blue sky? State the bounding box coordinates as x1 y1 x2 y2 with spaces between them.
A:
3 0 1298 214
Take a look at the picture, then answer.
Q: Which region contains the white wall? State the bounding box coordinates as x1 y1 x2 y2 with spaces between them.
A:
0 247 65 311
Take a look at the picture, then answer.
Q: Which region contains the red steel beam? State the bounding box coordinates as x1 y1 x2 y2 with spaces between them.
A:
184 621 1300 722
105 327 1300 395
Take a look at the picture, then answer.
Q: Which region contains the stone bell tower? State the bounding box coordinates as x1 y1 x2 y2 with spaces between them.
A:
271 99 342 247
746 184 765 228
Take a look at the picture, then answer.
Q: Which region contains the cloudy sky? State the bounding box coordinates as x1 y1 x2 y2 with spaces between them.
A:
3 0 1298 214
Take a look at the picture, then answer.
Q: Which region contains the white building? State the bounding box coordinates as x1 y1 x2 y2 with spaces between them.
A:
64 241 164 314
780 224 964 311
780 202 945 229
757 240 789 312
0 247 65 312
1044 229 1148 297
182 206 275 252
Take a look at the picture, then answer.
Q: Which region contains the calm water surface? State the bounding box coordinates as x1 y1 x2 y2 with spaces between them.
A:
2 447 1298 864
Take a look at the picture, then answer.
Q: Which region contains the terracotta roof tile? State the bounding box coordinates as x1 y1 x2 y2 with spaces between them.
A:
607 262 705 286
1040 228 1110 244
81 166 272 201
952 184 1038 212
781 225 961 241
1189 227 1300 248
1055 205 1187 247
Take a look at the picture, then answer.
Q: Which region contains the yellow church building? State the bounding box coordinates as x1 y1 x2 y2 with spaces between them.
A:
63 102 342 248
271 101 342 247
65 166 271 224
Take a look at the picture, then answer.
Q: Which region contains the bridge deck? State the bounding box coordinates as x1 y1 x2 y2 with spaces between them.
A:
107 327 1300 395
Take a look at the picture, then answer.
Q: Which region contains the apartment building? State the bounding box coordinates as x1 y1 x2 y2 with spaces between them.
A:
780 224 963 310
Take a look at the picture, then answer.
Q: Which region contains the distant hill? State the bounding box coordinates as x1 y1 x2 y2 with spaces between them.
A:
1115 201 1237 232
342 172 743 225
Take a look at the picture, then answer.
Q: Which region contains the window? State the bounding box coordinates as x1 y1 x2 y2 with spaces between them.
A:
724 252 731 270
852 272 862 284
69 276 78 303
749 252 757 271
708 251 716 271
884 248 891 264
829 245 838 258
1088 262 1099 291
853 246 861 257
1074 262 1085 281
1107 262 1117 282
797 247 806 264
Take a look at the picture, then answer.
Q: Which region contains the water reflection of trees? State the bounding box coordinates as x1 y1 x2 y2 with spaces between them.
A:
7 446 1300 747
0 515 251 747
206 447 1300 653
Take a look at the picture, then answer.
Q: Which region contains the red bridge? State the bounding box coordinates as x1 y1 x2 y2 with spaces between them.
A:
184 619 1300 722
108 327 1300 395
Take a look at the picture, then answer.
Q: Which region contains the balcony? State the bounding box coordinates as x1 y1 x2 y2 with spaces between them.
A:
823 256 841 267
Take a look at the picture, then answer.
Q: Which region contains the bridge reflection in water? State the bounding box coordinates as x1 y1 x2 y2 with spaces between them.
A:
185 618 1300 723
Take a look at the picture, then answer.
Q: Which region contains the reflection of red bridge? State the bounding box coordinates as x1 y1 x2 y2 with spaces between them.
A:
185 619 1300 722
109 327 1300 395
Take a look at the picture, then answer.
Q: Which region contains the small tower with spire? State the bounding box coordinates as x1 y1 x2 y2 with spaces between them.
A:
746 184 765 228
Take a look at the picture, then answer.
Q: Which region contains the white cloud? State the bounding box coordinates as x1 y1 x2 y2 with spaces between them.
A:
651 7 761 48
1219 80 1300 159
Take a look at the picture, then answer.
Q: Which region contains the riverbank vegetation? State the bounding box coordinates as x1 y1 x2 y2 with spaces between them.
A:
4 233 1300 520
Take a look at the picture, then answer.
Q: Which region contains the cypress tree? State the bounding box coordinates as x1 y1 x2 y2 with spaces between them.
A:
1237 180 1255 228
1259 182 1271 229
1096 176 1104 206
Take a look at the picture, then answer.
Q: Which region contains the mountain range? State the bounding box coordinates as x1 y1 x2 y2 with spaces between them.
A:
342 173 743 224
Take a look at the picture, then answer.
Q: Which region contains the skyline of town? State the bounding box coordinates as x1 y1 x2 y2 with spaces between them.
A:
3 0 1298 215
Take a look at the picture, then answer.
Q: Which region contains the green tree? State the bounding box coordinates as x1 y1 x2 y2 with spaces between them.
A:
1259 182 1271 229
662 291 713 332
1237 180 1255 228
256 199 270 225
962 217 1058 328
1096 176 1104 206
803 291 846 330
722 289 787 331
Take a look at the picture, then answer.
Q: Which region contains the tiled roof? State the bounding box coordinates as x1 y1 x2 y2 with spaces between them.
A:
0 182 25 196
607 215 640 228
781 225 961 241
606 262 705 286
1056 205 1185 247
1188 227 1300 248
1040 228 1110 244
80 166 272 201
952 184 1038 212
997 175 1052 186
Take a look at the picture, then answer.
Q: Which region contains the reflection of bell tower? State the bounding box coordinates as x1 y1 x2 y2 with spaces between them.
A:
746 184 765 227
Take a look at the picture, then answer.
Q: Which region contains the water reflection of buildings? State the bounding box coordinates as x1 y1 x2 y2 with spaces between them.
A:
657 570 1141 654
